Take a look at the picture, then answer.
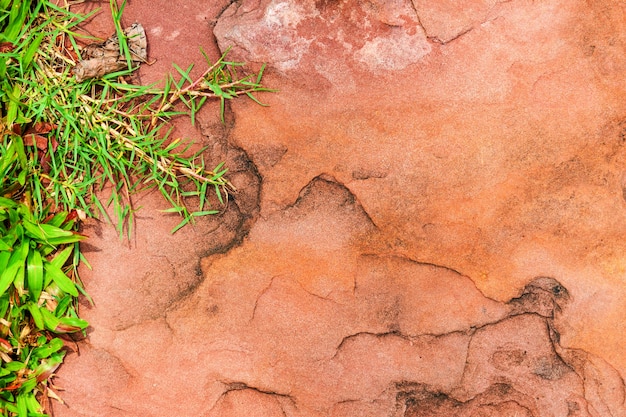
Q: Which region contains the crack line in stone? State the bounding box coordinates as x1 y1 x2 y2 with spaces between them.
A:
295 279 336 303
356 252 506 305
206 379 296 416
286 174 379 229
250 275 283 322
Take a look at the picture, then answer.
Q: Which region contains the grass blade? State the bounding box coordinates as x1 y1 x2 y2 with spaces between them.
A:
43 260 78 297
27 249 43 301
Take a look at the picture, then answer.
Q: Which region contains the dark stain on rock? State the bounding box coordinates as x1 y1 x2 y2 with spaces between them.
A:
620 171 626 203
378 296 401 333
191 141 262 261
532 355 570 381
351 168 388 180
400 383 535 417
490 348 527 371
618 119 626 143
315 0 342 12
509 276 570 318
206 304 219 316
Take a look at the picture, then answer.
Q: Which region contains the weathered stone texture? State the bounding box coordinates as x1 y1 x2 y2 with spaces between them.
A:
53 0 626 416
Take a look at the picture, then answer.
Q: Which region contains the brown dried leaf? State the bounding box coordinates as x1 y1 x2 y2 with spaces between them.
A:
0 42 15 53
45 386 65 404
23 123 59 153
74 56 126 82
31 122 57 134
24 134 49 151
74 22 147 82
56 33 79 61
0 337 12 352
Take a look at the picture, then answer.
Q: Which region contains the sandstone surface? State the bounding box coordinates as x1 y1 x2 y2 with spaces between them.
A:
53 0 626 416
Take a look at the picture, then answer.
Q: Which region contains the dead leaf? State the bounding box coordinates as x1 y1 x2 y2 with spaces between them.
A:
31 122 57 134
23 122 58 152
0 337 11 352
24 133 49 150
45 386 65 404
74 23 147 82
0 42 15 53
56 33 79 61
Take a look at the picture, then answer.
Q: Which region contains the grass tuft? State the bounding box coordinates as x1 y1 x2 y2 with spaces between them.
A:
3 0 273 237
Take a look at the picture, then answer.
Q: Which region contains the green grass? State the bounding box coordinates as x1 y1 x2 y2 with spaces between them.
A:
0 0 272 414
3 0 272 236
0 135 89 415
0 166 88 415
